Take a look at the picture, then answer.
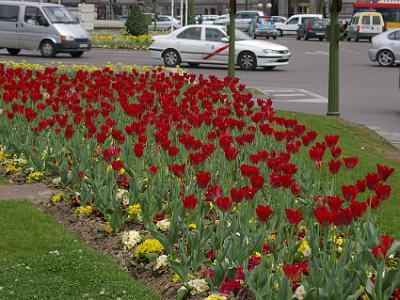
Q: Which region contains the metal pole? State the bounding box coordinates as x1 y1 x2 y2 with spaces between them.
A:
327 0 340 115
180 0 183 27
171 0 174 33
185 0 188 25
228 0 236 78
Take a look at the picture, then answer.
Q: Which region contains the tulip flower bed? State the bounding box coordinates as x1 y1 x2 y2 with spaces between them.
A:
1 64 400 300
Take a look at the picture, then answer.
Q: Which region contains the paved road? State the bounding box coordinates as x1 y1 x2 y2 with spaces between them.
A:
1 37 399 148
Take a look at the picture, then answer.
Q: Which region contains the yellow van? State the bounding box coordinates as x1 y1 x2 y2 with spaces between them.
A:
346 12 384 42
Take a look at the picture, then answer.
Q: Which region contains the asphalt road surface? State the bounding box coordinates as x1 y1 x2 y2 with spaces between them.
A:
1 37 399 148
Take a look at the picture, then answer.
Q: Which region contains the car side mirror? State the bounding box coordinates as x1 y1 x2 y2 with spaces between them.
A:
221 37 229 43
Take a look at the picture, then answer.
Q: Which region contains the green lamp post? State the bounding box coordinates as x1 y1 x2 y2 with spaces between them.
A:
228 0 236 78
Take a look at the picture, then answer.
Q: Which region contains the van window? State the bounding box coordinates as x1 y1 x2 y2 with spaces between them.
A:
361 16 370 25
42 6 77 24
287 17 299 25
0 5 19 22
24 7 47 26
372 16 381 25
354 16 360 24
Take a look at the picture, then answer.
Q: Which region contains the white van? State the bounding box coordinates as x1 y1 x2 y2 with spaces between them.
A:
0 1 91 58
275 14 323 36
346 12 384 42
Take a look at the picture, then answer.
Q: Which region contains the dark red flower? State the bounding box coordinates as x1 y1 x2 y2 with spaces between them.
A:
247 256 261 271
283 264 301 282
373 184 392 201
224 146 239 161
356 179 367 192
290 182 302 196
313 205 333 226
205 184 223 202
372 245 387 259
350 201 368 218
343 157 359 169
196 171 211 189
220 280 241 296
189 152 206 166
330 145 342 158
236 265 245 280
285 208 303 226
327 196 344 212
183 195 198 210
133 143 145 158
251 174 264 190
341 185 359 201
366 173 381 190
111 160 124 171
325 135 339 148
377 164 395 181
240 164 260 177
381 235 395 249
216 197 232 211
169 163 186 178
149 165 158 174
301 130 318 146
328 159 342 174
256 204 273 222
168 146 179 157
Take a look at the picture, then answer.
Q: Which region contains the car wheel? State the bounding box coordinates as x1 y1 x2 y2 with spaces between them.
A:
319 37 324 41
263 66 276 71
238 51 257 70
188 63 199 68
377 49 395 67
70 51 84 58
163 49 181 67
277 29 283 37
273 36 277 40
266 36 269 39
6 48 21 55
40 40 56 58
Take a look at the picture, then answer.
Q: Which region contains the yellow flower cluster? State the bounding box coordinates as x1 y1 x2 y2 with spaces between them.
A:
188 223 197 230
0 150 9 162
5 164 22 175
27 171 44 183
129 204 141 216
51 192 65 203
135 239 164 256
104 223 113 234
205 294 227 300
75 205 93 214
298 239 312 257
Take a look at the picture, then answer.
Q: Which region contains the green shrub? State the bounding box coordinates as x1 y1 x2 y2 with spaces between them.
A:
125 5 147 36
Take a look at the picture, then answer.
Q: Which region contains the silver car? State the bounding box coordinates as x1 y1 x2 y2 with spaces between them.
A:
0 1 91 58
368 29 400 67
149 15 180 31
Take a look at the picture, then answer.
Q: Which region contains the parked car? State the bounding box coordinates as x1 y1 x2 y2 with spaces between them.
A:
0 1 91 58
275 14 323 36
150 25 291 70
213 14 228 25
149 15 180 31
270 16 287 23
346 12 384 42
224 11 264 31
297 20 327 41
368 29 400 66
196 15 219 24
248 16 278 39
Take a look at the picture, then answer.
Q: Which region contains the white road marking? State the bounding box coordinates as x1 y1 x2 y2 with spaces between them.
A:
273 98 328 103
273 93 307 97
258 87 328 104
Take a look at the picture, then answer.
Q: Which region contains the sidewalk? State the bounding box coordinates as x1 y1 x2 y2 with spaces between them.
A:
0 183 55 203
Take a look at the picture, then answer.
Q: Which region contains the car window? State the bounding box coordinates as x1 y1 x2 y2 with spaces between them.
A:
372 16 381 25
354 16 360 25
248 12 259 18
158 17 169 22
388 30 400 41
361 16 370 25
206 28 226 41
287 17 299 25
235 12 241 19
177 27 202 40
0 5 19 22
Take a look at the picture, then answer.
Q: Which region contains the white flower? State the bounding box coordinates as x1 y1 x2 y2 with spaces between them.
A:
52 177 62 186
49 250 60 256
187 279 209 295
156 219 170 232
153 255 169 271
293 285 306 300
121 230 141 249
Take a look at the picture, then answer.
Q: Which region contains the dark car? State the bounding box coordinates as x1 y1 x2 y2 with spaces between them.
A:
297 20 327 41
248 16 278 39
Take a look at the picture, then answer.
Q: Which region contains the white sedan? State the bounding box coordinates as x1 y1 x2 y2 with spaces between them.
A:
149 25 291 70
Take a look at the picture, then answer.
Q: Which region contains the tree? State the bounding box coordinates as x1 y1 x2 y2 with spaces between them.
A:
125 5 147 36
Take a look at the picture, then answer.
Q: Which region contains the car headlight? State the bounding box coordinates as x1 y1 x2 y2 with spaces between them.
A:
263 49 278 54
60 35 75 42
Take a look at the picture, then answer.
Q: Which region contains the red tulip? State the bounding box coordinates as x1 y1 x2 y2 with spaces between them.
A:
328 159 342 174
183 195 198 210
343 157 359 169
216 197 232 212
341 185 359 201
377 164 395 181
325 135 339 148
196 171 211 189
133 143 144 158
149 165 158 174
372 245 387 259
256 204 273 222
285 208 303 226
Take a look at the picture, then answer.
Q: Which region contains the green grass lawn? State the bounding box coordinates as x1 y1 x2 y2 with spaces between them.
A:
277 111 400 238
0 199 162 300
0 176 8 185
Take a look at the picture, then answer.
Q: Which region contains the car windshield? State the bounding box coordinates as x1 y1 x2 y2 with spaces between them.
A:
221 27 250 41
42 6 78 24
313 22 326 27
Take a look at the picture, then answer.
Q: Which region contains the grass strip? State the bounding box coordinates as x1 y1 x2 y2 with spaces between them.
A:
0 199 162 300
